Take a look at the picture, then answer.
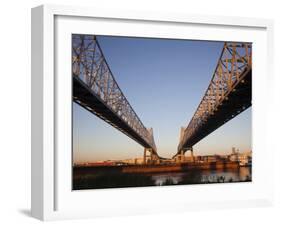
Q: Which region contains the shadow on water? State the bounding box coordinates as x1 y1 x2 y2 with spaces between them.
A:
73 173 155 190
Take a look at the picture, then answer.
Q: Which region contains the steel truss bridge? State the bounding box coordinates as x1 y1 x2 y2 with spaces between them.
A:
72 34 159 164
72 35 252 164
174 42 252 162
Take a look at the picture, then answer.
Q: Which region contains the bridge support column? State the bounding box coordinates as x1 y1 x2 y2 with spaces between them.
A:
180 150 185 163
190 147 194 162
143 148 152 164
143 148 147 164
175 155 180 163
151 153 158 165
176 150 185 163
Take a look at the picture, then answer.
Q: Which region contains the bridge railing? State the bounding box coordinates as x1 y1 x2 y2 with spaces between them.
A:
179 42 252 151
72 34 156 151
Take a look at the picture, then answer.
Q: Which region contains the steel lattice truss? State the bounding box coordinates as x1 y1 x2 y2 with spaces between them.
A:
178 42 252 152
72 34 157 152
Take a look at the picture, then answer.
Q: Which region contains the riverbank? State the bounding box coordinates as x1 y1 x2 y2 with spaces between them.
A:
74 161 240 175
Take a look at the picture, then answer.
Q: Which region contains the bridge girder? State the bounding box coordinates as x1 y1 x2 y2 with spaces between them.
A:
72 34 158 156
177 42 252 154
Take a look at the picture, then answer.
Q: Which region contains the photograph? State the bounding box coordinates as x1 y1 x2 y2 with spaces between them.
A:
72 34 252 190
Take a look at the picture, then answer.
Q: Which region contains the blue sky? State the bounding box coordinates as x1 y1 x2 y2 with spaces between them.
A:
73 36 251 163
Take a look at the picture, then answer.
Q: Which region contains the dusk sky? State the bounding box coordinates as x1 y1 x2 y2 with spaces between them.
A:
73 36 251 163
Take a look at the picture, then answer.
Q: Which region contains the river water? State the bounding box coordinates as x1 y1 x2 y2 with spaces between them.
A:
73 166 252 190
151 166 252 186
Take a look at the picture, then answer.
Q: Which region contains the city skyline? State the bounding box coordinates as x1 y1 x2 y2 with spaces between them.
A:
73 36 251 164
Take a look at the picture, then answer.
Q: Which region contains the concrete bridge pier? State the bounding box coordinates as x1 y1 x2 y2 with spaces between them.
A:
190 147 194 162
143 148 159 164
143 148 152 164
186 147 195 162
176 150 185 163
176 147 194 163
180 149 185 163
151 153 159 164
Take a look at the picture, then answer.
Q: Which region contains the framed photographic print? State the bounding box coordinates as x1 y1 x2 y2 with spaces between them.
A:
31 4 274 221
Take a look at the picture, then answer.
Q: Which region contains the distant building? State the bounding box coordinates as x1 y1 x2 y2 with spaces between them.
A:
184 156 195 162
181 149 252 165
121 157 144 165
229 147 239 162
134 158 144 164
238 151 252 166
197 155 222 163
229 153 238 162
121 159 135 164
228 148 252 166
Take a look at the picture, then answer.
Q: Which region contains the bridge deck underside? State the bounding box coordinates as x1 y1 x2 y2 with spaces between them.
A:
73 76 155 152
179 69 252 152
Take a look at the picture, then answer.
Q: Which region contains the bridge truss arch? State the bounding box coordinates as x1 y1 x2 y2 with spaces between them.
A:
72 34 158 158
177 42 252 157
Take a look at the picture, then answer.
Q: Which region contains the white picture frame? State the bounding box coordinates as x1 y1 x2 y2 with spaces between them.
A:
31 4 274 221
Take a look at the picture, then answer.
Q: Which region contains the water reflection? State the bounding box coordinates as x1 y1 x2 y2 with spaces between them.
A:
73 166 252 190
151 167 251 186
